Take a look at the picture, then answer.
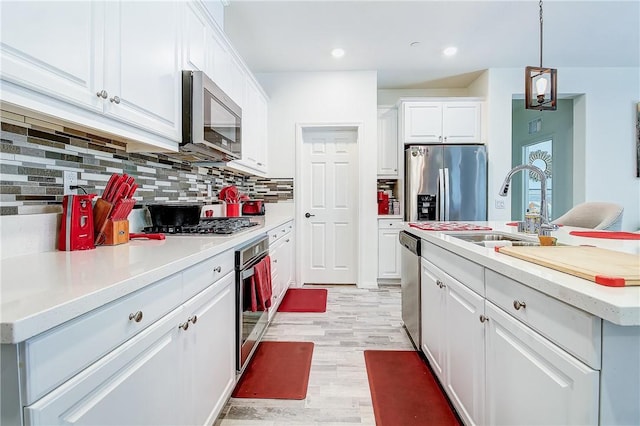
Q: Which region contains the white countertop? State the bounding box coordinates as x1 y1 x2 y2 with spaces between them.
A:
0 212 294 344
403 222 640 326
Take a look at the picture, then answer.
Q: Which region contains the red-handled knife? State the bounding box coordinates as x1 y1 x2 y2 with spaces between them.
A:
129 233 166 240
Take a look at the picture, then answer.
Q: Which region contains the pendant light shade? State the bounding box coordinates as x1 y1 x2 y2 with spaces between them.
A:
525 66 557 110
525 0 557 111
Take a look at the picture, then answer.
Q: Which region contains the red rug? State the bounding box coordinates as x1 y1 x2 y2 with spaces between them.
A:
364 350 460 426
232 341 314 399
277 288 328 312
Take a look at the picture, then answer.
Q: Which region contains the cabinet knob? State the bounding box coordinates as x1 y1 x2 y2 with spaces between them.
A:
213 266 222 273
109 95 121 104
285 239 290 243
436 280 445 288
178 321 189 331
273 259 278 263
128 311 143 322
96 90 108 99
513 300 527 310
444 136 448 143
305 212 315 218
188 315 198 325
479 315 489 323
438 135 442 142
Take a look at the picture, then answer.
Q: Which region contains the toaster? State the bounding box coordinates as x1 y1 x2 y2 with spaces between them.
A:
241 200 265 216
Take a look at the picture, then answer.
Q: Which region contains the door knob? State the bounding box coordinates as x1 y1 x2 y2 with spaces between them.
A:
305 212 315 218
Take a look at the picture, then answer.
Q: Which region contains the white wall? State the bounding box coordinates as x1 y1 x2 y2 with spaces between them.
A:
484 67 640 231
377 88 468 106
257 71 379 288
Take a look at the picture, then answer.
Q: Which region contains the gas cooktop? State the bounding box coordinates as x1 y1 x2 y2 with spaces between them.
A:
144 217 259 235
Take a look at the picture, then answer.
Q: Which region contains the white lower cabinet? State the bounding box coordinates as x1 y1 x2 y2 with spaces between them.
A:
24 308 185 425
21 254 236 426
421 258 484 425
377 219 402 280
269 220 295 319
420 240 601 425
182 272 235 426
485 301 599 426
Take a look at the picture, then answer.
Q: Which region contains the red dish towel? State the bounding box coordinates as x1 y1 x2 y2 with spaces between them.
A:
251 256 272 311
569 231 640 240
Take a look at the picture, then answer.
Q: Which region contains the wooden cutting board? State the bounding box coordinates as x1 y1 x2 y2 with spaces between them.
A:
496 246 640 287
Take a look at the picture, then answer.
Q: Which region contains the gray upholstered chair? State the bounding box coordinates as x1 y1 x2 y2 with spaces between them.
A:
552 202 624 231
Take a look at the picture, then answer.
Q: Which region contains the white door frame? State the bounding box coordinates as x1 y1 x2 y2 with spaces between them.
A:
294 122 363 287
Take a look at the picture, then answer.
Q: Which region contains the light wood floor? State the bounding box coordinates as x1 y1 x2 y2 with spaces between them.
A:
215 284 414 425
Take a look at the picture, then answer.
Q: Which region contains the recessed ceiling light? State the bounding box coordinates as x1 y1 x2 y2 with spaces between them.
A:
331 48 345 58
443 46 458 56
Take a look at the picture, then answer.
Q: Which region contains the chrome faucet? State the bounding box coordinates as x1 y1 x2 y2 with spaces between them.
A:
499 164 558 235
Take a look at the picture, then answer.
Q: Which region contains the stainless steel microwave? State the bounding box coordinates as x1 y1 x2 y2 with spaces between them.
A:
180 70 241 163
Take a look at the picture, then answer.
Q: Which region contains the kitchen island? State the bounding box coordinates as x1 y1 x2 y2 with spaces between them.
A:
0 210 294 426
404 221 639 425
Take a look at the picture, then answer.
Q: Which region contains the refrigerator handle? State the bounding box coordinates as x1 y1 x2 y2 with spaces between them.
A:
444 167 450 220
438 168 445 221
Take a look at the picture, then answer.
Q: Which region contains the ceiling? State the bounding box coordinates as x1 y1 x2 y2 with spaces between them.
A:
224 0 640 89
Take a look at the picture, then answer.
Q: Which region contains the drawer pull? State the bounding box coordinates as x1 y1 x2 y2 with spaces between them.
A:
128 311 143 322
479 315 489 323
213 266 222 273
188 315 198 325
178 321 189 331
513 300 527 310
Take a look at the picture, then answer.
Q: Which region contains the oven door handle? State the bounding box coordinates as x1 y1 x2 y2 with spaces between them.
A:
240 253 268 280
241 266 256 281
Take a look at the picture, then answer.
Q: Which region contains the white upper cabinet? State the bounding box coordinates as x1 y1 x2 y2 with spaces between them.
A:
183 2 208 73
183 1 268 176
402 100 482 144
227 76 268 176
0 1 105 113
103 1 182 141
1 0 182 148
377 107 399 176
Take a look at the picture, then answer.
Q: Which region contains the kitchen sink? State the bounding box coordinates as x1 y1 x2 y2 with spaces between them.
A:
449 232 541 246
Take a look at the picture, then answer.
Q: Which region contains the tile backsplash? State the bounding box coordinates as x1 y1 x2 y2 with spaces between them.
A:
0 113 293 216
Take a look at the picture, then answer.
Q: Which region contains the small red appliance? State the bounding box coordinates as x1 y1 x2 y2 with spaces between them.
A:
377 191 389 215
242 200 265 216
58 194 97 251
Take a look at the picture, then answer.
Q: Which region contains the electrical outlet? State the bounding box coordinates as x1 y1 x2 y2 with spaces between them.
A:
495 199 505 209
63 171 78 195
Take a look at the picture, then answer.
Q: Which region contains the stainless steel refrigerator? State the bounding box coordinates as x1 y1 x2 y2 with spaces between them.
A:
404 144 487 222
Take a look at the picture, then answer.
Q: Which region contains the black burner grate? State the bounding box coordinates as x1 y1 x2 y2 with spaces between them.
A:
144 217 258 235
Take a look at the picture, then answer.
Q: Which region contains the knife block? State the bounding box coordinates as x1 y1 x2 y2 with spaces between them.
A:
102 219 129 245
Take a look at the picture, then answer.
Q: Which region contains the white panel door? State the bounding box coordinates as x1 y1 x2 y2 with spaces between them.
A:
377 107 399 176
377 229 401 279
24 308 185 426
103 0 181 140
445 276 485 426
301 128 358 284
0 1 104 112
183 2 208 72
403 102 443 143
442 102 482 143
182 273 236 426
420 259 446 382
485 301 600 426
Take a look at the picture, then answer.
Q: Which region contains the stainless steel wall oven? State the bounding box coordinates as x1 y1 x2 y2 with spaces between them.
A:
235 235 270 373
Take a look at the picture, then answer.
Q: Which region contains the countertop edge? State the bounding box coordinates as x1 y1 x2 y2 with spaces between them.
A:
1 215 294 344
403 223 640 326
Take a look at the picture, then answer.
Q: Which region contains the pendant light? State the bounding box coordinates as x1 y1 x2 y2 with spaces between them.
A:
525 0 557 110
